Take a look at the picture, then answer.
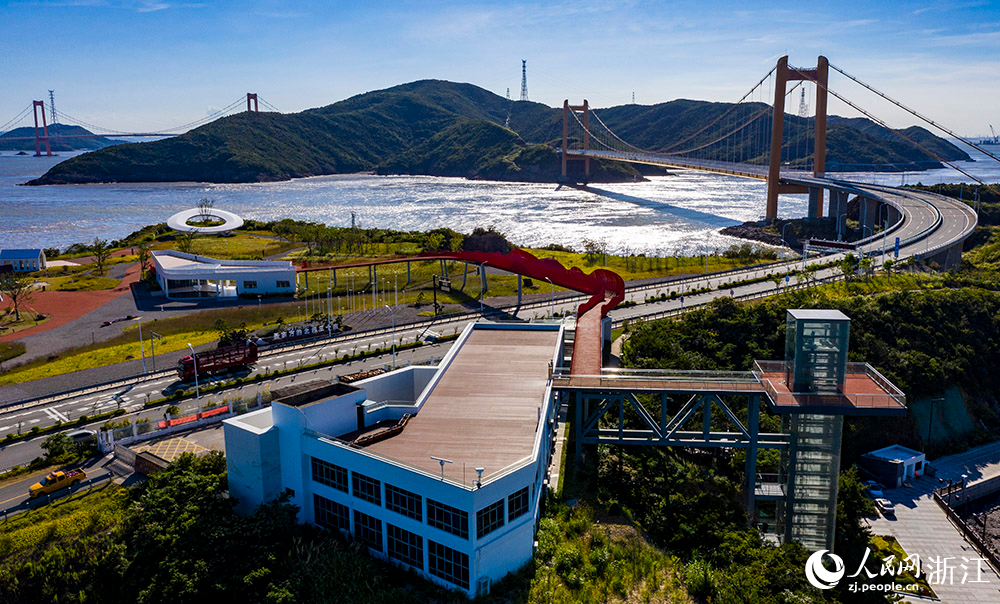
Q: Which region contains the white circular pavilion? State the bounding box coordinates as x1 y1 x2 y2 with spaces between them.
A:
167 207 245 234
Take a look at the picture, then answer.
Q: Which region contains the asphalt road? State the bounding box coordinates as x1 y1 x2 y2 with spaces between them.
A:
0 454 114 517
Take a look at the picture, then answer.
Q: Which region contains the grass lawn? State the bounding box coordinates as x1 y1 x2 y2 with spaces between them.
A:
0 483 125 560
153 232 301 260
42 274 120 292
0 312 50 337
871 535 936 598
0 341 26 363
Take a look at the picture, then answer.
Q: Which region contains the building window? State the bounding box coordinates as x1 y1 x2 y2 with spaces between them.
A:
476 499 505 538
508 486 529 521
428 540 469 589
311 457 348 492
353 510 383 552
428 498 469 539
387 524 424 569
243 280 257 289
386 484 422 521
352 471 382 505
276 280 291 288
313 494 349 532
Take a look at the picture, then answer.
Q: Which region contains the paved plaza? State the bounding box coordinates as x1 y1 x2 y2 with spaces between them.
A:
871 441 1000 603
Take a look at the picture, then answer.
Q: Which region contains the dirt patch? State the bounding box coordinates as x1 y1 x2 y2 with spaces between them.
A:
0 263 141 343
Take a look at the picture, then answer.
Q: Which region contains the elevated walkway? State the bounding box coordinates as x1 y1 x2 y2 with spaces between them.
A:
553 362 906 416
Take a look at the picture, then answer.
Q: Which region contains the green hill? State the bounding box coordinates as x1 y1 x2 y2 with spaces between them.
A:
0 123 123 152
27 80 968 185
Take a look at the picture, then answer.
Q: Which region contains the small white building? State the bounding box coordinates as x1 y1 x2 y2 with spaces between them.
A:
224 322 565 597
151 250 295 300
0 249 46 272
860 444 926 488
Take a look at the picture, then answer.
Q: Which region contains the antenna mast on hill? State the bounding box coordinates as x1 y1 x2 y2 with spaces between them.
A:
48 90 56 125
520 60 528 102
798 86 809 118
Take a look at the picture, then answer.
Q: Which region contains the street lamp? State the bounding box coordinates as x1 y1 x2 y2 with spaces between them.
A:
544 277 554 318
781 223 791 248
187 343 200 399
384 305 396 368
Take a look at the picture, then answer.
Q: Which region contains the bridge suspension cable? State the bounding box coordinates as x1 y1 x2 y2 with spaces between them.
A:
791 69 996 190
0 104 35 135
829 63 1000 166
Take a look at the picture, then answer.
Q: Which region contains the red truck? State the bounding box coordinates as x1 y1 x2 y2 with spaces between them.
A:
177 342 258 382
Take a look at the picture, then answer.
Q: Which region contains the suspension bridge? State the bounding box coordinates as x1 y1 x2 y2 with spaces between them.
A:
558 55 995 267
0 93 279 157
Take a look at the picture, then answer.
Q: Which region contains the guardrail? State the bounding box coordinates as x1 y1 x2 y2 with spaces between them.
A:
932 485 1000 577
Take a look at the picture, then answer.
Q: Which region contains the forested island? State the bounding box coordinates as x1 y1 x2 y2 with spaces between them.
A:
26 80 968 186
0 124 122 152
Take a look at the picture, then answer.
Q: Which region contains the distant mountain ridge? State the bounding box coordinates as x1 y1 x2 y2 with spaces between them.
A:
27 80 968 185
0 123 123 152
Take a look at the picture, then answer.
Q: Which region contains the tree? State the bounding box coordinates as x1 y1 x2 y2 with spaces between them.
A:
840 253 859 282
91 238 112 276
770 273 783 292
196 197 215 222
215 319 250 348
41 432 73 459
176 232 195 254
883 258 894 279
0 271 35 321
859 257 873 280
137 240 152 279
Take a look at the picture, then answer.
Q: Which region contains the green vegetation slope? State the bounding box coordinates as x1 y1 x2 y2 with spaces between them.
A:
29 80 965 185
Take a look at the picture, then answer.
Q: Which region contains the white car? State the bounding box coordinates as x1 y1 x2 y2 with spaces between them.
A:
875 498 896 517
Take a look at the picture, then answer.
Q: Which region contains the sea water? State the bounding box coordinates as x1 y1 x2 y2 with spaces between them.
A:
1 147 997 254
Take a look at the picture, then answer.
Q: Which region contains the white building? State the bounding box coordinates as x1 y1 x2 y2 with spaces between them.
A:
860 444 927 488
224 322 565 597
0 249 46 272
151 250 295 300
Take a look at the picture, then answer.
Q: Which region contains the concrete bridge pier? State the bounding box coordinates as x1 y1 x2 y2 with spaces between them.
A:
807 187 824 220
925 241 964 270
859 197 879 233
831 191 849 223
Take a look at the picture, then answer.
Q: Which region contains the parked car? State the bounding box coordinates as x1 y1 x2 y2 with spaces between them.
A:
864 480 885 499
66 429 96 445
875 498 896 517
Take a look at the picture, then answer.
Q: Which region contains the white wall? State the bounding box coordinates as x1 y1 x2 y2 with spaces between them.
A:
223 410 282 514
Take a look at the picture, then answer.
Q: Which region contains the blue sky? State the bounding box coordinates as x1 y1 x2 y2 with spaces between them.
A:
2 0 999 135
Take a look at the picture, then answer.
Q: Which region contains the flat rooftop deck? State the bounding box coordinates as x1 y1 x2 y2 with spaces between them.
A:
363 327 559 478
757 370 907 415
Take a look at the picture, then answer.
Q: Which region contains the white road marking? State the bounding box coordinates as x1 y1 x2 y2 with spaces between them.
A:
43 407 70 422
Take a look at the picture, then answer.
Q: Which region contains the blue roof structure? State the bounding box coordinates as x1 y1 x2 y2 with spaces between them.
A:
0 249 43 259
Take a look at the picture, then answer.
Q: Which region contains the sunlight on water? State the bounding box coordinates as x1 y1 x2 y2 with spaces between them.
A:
2 148 997 254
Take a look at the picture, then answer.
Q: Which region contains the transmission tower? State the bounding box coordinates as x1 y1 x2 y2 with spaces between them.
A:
798 86 809 118
506 87 510 100
520 60 528 102
48 90 56 125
